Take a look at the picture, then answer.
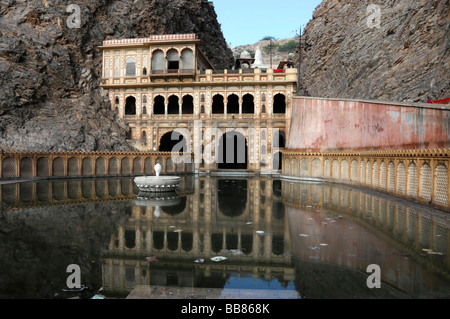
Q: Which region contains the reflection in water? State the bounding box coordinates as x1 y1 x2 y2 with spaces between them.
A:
0 177 449 299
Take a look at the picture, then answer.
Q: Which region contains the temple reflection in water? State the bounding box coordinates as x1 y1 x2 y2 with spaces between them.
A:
1 177 449 298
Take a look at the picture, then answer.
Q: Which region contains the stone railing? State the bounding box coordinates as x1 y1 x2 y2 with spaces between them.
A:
0 150 194 179
282 149 450 212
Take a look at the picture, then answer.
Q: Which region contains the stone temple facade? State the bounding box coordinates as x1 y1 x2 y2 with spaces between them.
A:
100 34 297 173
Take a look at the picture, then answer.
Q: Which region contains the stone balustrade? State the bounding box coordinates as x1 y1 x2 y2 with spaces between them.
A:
282 149 450 212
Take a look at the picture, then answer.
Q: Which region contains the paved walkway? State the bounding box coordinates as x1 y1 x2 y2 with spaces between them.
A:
126 285 300 299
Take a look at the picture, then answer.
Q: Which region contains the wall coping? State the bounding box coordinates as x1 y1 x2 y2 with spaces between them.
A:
293 96 450 111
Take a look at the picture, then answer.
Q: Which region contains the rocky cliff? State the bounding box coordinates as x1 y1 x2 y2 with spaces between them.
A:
298 0 449 102
0 0 233 151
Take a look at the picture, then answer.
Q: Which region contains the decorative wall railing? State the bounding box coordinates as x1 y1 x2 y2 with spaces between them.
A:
0 150 194 180
282 149 450 212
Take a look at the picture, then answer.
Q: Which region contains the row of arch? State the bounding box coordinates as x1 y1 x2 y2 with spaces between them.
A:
283 156 449 207
1 155 192 178
105 48 195 78
122 93 286 116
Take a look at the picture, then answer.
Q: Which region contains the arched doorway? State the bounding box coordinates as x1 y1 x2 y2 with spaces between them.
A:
153 96 165 114
217 179 247 217
125 96 136 115
218 131 248 169
168 95 179 114
227 94 239 114
159 131 188 153
182 95 194 114
242 94 254 114
212 94 224 114
273 94 286 114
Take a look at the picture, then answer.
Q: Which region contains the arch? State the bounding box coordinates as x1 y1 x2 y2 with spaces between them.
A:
82 157 93 176
218 131 248 169
121 157 131 174
159 131 188 153
167 49 179 71
408 162 418 197
380 162 387 189
332 159 339 179
20 157 33 178
227 94 239 114
242 94 254 114
312 158 322 177
420 163 432 201
180 48 194 71
37 157 49 177
125 57 136 76
372 161 379 187
272 201 285 219
167 95 179 114
125 96 136 115
151 49 165 72
153 95 165 114
284 159 290 175
397 162 406 194
144 157 153 174
166 157 174 172
273 93 286 114
350 160 359 181
181 95 194 114
300 158 309 176
365 161 371 185
108 157 119 175
434 163 448 205
341 160 349 180
292 158 298 176
133 157 142 174
95 157 106 175
388 161 395 191
212 94 225 114
68 157 79 176
324 159 331 178
53 157 64 176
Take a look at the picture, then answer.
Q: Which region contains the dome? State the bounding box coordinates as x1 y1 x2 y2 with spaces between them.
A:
240 50 251 59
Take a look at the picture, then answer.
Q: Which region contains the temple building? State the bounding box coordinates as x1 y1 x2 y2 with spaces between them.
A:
99 34 298 173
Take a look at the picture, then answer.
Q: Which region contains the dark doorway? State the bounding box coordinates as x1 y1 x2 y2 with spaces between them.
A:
182 95 194 114
212 95 224 114
159 131 187 153
218 131 248 169
242 94 254 114
227 94 239 114
154 96 165 114
168 95 179 114
273 94 286 114
125 96 136 115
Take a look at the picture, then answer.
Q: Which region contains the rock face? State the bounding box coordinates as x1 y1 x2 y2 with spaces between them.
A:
0 0 233 151
298 0 450 102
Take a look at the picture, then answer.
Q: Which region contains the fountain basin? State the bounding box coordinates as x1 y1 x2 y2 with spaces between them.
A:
134 176 181 193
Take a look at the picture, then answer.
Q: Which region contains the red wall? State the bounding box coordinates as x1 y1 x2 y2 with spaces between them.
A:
288 97 450 152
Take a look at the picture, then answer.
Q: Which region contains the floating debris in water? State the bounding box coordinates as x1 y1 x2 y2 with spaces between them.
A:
320 243 328 247
307 246 319 251
91 294 105 299
256 230 270 235
173 229 183 233
299 233 310 237
210 256 227 262
194 258 205 263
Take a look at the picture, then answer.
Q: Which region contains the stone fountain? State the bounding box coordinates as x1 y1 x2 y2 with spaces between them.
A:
134 163 181 193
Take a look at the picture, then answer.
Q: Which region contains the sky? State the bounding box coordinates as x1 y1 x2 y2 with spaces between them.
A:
210 0 323 48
